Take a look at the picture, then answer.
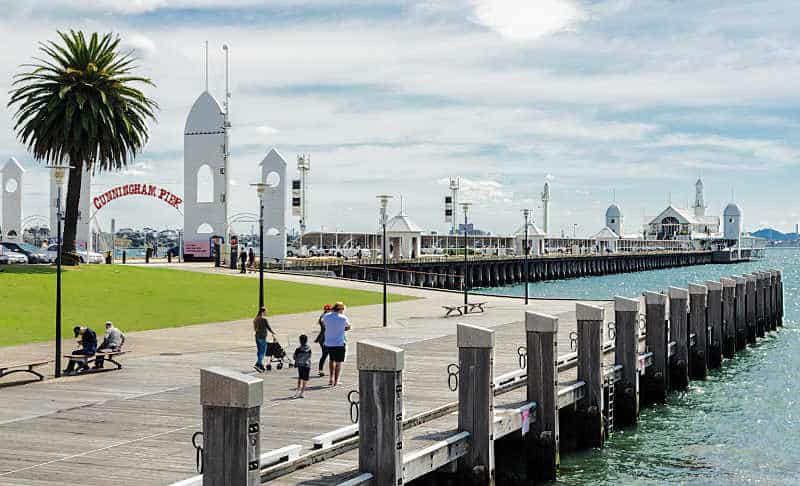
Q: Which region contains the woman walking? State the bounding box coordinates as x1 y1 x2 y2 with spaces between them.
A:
315 304 332 377
322 302 351 386
253 307 275 372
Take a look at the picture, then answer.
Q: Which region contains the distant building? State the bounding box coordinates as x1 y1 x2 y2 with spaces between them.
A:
646 179 720 240
451 223 491 236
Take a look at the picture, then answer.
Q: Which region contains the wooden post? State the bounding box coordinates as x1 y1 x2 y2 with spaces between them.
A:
457 323 495 485
576 303 605 448
745 275 758 343
762 271 774 331
642 292 668 403
357 340 405 486
614 296 639 427
688 284 708 379
769 270 779 330
755 272 766 337
775 269 784 327
668 287 689 389
200 368 263 486
720 278 736 359
734 276 747 351
704 281 723 369
525 312 559 482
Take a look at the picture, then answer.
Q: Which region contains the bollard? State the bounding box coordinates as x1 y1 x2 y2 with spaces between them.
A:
145 247 151 264
357 340 404 485
105 251 112 264
457 323 495 485
525 312 559 482
734 276 747 351
720 278 736 359
642 292 668 403
214 243 221 267
614 296 640 427
668 287 689 390
122 250 127 264
200 367 262 486
168 251 173 263
576 303 605 448
688 284 708 380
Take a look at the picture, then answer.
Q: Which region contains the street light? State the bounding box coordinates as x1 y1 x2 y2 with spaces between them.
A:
251 182 267 309
45 162 73 378
377 195 393 327
522 208 531 305
459 202 472 310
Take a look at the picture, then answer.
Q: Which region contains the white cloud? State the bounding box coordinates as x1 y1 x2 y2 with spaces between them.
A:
472 0 583 40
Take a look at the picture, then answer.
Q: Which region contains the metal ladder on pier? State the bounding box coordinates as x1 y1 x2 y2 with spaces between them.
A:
604 373 615 434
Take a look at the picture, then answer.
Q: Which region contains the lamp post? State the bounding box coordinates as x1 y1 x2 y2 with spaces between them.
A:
46 163 72 378
251 182 267 309
522 208 531 305
377 195 393 327
459 202 472 309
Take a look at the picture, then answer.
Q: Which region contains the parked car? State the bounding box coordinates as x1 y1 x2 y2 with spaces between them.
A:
0 242 51 263
46 244 104 264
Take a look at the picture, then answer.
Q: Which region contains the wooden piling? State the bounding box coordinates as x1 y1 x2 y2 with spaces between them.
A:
763 271 774 331
775 269 784 326
576 303 605 448
745 275 758 343
525 312 559 482
668 287 689 389
200 368 263 486
357 340 405 485
688 284 708 380
769 270 779 330
720 278 736 360
642 292 668 403
755 272 766 337
704 280 723 369
735 276 747 351
614 296 640 427
457 323 496 485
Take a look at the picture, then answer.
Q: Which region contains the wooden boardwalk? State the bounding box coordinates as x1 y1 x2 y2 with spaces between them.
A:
0 295 603 486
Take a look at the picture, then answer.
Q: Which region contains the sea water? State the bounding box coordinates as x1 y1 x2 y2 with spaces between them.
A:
477 249 799 484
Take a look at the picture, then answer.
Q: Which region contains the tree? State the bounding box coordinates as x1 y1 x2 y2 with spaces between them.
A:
9 30 158 264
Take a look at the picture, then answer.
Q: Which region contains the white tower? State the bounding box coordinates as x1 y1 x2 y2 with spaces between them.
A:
723 202 742 240
605 204 622 236
1 157 24 240
449 177 459 234
693 178 706 218
295 154 311 235
541 181 551 235
260 148 288 260
183 91 228 259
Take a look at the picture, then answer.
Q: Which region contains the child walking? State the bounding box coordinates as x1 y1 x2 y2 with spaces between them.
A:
293 335 313 398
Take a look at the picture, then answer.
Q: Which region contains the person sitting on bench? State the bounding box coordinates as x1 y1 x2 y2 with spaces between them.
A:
95 321 125 369
65 325 98 375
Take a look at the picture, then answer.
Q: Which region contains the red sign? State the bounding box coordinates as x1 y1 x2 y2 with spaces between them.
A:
93 184 183 211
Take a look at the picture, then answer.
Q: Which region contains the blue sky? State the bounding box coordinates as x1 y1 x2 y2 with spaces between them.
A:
1 0 798 236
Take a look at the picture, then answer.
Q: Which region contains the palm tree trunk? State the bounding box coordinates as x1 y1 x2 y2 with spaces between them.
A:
61 162 84 265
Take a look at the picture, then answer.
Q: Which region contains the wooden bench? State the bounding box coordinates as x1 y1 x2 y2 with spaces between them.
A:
442 302 487 317
0 360 51 382
63 350 127 373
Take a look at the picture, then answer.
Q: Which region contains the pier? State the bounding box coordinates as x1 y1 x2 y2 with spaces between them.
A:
174 268 783 485
267 250 759 290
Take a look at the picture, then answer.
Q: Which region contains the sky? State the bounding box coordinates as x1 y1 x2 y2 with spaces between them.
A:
0 0 798 237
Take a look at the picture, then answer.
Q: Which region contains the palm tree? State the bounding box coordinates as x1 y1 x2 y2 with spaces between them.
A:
9 30 158 264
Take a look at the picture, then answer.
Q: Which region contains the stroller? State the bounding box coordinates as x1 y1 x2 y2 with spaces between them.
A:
265 335 293 371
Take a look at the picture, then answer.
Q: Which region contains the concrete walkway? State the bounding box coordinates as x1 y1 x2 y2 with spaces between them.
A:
0 263 611 485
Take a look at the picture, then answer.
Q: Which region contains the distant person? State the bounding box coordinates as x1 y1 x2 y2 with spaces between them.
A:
293 334 312 398
248 247 256 270
95 321 125 369
253 307 275 372
239 246 247 274
315 304 332 376
323 302 351 387
65 325 98 375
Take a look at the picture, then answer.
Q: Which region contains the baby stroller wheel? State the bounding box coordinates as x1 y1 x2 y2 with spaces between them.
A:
266 364 272 371
277 362 283 370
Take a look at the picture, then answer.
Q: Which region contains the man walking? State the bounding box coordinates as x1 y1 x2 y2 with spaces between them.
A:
323 302 351 387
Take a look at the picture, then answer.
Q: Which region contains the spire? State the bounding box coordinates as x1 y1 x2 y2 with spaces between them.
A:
693 177 706 217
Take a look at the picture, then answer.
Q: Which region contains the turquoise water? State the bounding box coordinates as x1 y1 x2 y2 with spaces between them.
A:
481 249 800 484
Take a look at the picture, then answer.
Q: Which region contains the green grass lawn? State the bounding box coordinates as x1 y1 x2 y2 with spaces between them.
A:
0 265 414 347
